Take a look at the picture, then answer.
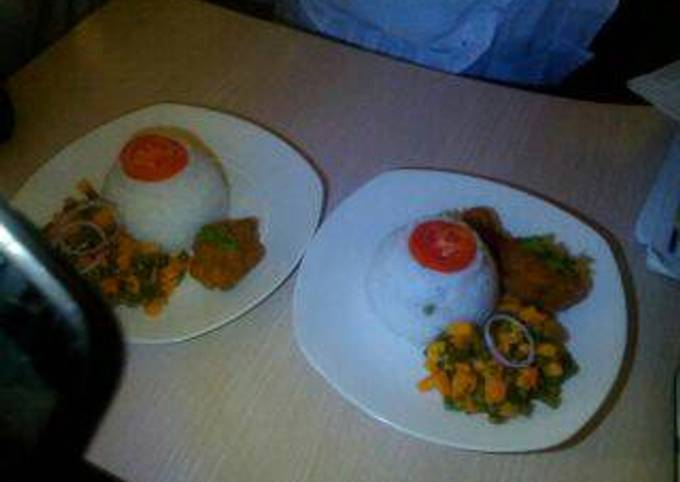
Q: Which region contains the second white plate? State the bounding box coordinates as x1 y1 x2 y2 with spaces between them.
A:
13 103 324 343
293 169 627 452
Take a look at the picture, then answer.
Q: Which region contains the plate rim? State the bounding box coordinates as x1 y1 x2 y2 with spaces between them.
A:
293 167 629 452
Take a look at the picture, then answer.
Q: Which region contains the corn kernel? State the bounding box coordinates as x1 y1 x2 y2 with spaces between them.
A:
447 322 474 338
537 343 558 358
426 341 446 361
543 362 564 378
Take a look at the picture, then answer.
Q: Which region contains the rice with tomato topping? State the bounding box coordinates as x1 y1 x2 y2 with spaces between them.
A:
103 129 229 252
366 215 498 347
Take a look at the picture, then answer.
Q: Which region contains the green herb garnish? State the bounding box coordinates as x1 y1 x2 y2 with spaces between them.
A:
197 225 239 251
518 235 583 276
422 303 437 316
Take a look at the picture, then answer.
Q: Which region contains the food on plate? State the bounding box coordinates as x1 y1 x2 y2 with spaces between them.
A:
461 207 592 312
43 127 266 318
366 215 498 347
189 217 265 290
417 296 578 423
98 232 189 317
43 180 189 316
43 179 120 276
410 206 590 423
102 127 229 252
483 313 535 368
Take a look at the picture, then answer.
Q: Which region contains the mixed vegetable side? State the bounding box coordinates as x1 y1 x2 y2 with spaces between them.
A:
42 179 265 317
43 180 188 316
418 296 578 423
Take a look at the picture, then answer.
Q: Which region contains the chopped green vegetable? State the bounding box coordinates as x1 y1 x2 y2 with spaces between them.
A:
518 235 588 276
196 225 239 251
443 398 458 411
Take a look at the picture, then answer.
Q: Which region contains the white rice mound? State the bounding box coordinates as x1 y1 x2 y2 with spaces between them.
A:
102 140 229 252
366 217 498 347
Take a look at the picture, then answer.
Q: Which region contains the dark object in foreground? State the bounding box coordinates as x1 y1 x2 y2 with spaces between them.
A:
190 217 265 290
0 197 124 481
462 207 592 312
0 86 14 142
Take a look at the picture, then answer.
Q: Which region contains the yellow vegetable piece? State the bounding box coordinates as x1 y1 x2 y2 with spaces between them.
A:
484 376 507 405
116 235 135 270
125 275 141 295
496 332 515 354
417 375 436 392
519 305 547 325
100 277 118 296
432 370 452 398
462 398 480 414
499 402 517 418
472 359 486 373
137 241 159 255
424 359 438 373
447 322 474 338
91 208 115 228
543 362 564 378
517 343 531 356
451 367 478 401
537 342 558 358
448 322 475 349
497 295 522 313
426 341 446 362
144 298 165 318
516 367 539 391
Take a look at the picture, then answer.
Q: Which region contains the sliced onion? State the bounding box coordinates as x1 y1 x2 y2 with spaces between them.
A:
50 198 116 237
483 313 535 368
79 250 108 275
54 221 109 257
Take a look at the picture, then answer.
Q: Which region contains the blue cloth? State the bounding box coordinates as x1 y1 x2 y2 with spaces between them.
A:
277 0 619 85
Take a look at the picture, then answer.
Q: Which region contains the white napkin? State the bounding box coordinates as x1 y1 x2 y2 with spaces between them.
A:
629 61 680 121
634 132 680 281
630 62 680 281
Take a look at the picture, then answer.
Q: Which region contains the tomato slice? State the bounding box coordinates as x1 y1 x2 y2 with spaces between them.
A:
408 220 477 273
119 134 188 182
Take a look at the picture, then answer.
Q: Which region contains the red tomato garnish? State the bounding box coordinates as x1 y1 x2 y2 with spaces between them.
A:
119 134 188 182
408 220 477 273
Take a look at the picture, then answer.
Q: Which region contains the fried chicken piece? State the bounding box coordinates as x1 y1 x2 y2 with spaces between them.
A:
459 207 506 255
462 207 592 312
499 237 592 312
189 217 265 290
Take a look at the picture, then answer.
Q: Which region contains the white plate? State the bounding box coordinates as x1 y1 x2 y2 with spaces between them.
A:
293 169 627 452
13 103 324 343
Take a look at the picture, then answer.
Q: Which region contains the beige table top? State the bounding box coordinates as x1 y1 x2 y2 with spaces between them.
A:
2 0 679 480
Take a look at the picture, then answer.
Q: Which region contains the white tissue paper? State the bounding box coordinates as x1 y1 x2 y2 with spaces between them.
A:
634 131 680 281
276 0 619 85
630 61 680 281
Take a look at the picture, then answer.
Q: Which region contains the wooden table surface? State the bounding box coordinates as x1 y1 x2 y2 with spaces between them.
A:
1 0 678 481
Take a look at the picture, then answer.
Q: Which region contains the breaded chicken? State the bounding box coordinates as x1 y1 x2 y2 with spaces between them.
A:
462 207 592 312
189 217 265 290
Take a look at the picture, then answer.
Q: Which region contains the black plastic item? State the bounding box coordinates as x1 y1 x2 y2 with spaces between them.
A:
0 86 14 142
0 197 125 481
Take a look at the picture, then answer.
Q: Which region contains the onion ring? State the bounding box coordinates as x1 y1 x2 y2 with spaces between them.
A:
483 313 536 368
79 250 108 275
53 220 108 256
